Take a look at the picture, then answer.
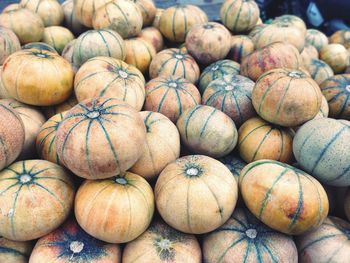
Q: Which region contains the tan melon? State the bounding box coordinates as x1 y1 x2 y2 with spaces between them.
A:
42 26 75 54
0 27 20 65
301 44 319 66
152 8 163 29
0 67 11 99
138 27 164 52
132 0 156 26
272 14 307 34
329 30 350 49
61 0 86 35
74 0 110 28
61 39 79 73
320 44 349 73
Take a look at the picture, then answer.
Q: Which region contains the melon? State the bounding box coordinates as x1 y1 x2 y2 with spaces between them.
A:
2 49 74 106
202 74 255 127
61 39 78 73
0 27 20 65
305 29 328 51
144 76 201 122
149 48 200 84
42 26 75 54
228 35 255 63
130 111 180 181
320 44 349 74
314 95 329 119
296 217 350 262
238 117 294 163
252 68 322 127
131 0 156 26
293 118 350 187
329 30 350 49
199 59 240 94
138 27 164 52
56 97 146 179
2 4 20 13
0 159 75 241
61 0 86 35
203 208 298 263
240 160 329 235
0 237 32 263
74 57 145 110
152 8 163 29
22 42 57 54
272 14 307 34
74 0 110 28
29 219 121 263
305 58 334 85
43 93 78 118
92 0 143 39
301 44 319 66
0 67 10 99
155 155 238 234
75 172 154 243
123 219 201 263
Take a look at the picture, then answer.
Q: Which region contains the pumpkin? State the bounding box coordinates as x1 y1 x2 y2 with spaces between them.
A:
329 30 350 49
0 102 24 171
72 29 125 67
227 35 255 63
296 217 350 262
293 118 350 187
305 29 328 51
0 8 44 44
305 58 334 85
203 208 298 263
152 8 163 29
0 27 20 65
56 97 146 179
22 42 57 54
20 0 63 27
36 112 65 165
2 4 19 13
220 0 260 33
320 44 349 73
252 68 322 127
75 172 154 243
123 219 201 263
240 160 329 235
0 237 32 263
202 74 255 127
186 22 231 65
0 159 75 241
251 22 305 52
130 111 180 181
149 48 200 84
219 155 246 181
176 105 238 158
2 49 74 106
155 155 238 234
0 67 10 99
320 74 350 120
92 0 143 39
131 0 156 26
74 57 145 110
42 26 75 54
199 59 240 94
29 219 121 263
61 39 78 73
62 0 86 35
159 5 207 43
138 27 164 52
74 0 110 28
144 76 201 122
2 99 45 160
240 42 302 81
272 14 307 35
124 37 156 74
238 117 294 163
345 189 350 221
43 93 78 118
301 44 319 66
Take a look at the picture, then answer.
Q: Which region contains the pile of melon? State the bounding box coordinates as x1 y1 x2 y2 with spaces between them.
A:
0 0 349 262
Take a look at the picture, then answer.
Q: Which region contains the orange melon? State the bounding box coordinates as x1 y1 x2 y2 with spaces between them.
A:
138 26 164 52
42 26 75 54
74 0 110 28
320 44 349 73
228 35 255 63
272 14 307 35
0 237 32 263
0 27 20 65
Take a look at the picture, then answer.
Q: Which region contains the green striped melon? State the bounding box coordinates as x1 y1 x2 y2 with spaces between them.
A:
149 48 200 84
73 0 110 28
144 76 201 122
123 219 201 263
220 0 260 33
306 59 334 85
61 0 86 35
130 111 180 181
72 29 125 67
199 59 240 94
176 105 238 158
22 42 58 54
203 208 298 263
0 27 20 65
92 0 143 39
202 74 255 127
0 159 75 241
74 57 145 111
155 155 238 234
293 118 350 186
238 117 294 163
20 0 64 27
42 26 75 55
272 14 307 34
36 112 65 165
56 97 147 179
228 35 255 63
320 74 350 120
240 160 329 235
0 237 32 263
296 217 350 262
43 93 78 119
305 29 329 51
0 102 25 171
132 0 156 26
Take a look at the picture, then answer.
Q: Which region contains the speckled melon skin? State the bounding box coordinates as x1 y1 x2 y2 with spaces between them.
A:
123 219 201 263
293 118 350 187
